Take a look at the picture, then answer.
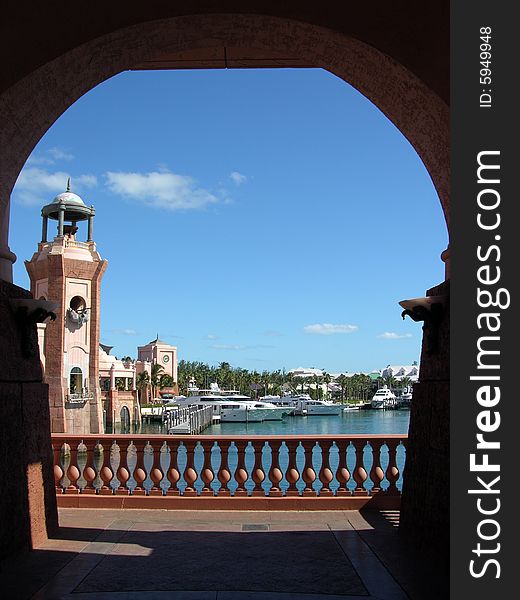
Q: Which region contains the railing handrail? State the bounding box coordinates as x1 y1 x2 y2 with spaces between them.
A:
51 433 407 441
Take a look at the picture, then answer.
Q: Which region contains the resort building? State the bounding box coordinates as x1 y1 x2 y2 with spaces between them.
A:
138 334 178 395
98 343 140 429
381 364 419 383
25 183 178 432
25 183 106 434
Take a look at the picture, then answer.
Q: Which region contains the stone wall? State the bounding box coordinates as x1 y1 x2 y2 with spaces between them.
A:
0 281 58 559
400 280 450 574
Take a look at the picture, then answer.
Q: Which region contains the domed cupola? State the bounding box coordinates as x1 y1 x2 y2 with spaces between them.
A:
40 178 96 242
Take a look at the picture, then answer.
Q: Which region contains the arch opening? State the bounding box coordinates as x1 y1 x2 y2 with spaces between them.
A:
0 13 450 282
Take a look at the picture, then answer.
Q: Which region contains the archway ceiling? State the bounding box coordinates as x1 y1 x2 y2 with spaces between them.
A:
0 3 448 103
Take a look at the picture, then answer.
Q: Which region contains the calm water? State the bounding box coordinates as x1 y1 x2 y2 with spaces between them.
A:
128 408 410 436
100 410 410 495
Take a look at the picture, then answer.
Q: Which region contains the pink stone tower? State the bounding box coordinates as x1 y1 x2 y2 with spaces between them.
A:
25 180 107 433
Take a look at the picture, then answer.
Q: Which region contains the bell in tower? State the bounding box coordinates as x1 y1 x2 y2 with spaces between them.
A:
25 180 107 434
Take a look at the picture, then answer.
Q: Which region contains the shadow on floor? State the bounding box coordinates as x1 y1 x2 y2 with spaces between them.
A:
0 510 448 600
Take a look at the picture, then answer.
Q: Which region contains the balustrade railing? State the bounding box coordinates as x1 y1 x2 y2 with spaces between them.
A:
52 434 407 508
65 391 94 405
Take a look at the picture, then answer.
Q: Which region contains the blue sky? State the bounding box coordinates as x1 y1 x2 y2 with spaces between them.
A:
11 68 448 373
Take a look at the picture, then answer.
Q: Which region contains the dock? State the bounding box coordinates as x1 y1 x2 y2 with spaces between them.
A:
162 404 215 434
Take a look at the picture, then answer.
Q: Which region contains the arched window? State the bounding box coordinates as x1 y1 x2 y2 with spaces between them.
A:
120 405 131 432
70 367 83 393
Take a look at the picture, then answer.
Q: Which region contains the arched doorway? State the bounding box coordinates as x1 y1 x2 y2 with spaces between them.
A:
0 6 449 571
120 405 131 432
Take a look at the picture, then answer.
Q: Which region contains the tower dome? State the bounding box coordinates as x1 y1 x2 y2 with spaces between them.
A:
51 190 86 206
40 178 96 242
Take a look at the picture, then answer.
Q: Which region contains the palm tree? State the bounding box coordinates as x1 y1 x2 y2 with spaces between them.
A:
322 372 331 400
399 376 413 394
159 374 175 391
136 371 150 406
336 374 347 402
382 375 398 391
150 363 165 402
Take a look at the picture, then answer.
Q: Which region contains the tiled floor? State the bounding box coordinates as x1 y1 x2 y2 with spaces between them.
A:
2 509 445 600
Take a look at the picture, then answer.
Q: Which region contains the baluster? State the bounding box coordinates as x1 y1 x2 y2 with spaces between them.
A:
182 440 198 496
386 439 400 495
75 440 88 492
318 440 333 496
234 441 249 496
166 439 181 495
217 441 232 496
149 440 164 496
369 440 385 495
98 441 114 495
116 440 130 494
335 439 351 495
251 440 266 496
80 438 97 494
200 440 215 496
301 440 317 496
268 440 283 496
352 440 368 496
132 439 147 495
285 441 300 496
53 441 65 492
60 443 72 492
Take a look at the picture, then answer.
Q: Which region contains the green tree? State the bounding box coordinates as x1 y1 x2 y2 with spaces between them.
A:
136 371 150 405
322 372 331 400
159 374 175 391
150 363 165 401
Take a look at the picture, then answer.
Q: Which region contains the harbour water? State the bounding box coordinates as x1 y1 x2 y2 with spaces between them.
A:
124 407 410 436
102 409 410 495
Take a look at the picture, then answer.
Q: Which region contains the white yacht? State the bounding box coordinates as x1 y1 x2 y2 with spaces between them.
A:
174 394 275 422
396 388 413 408
371 387 397 409
283 394 342 416
225 393 289 420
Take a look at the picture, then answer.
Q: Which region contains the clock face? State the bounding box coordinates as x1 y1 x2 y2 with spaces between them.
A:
162 355 170 363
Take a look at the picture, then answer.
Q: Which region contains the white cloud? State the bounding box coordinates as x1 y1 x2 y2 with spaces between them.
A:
105 170 220 211
304 323 359 335
26 146 74 166
230 171 247 186
110 328 138 336
206 334 218 340
377 332 413 340
48 147 75 161
211 343 246 350
14 167 97 206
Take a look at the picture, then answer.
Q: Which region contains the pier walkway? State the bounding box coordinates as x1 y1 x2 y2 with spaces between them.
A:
3 508 444 600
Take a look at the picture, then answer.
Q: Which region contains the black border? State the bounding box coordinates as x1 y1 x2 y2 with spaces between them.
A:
451 2 516 596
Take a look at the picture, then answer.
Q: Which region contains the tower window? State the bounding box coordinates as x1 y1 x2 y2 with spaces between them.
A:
70 367 83 393
70 296 86 311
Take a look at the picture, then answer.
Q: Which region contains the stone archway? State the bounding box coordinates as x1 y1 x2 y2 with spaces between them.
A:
0 7 449 566
0 13 449 281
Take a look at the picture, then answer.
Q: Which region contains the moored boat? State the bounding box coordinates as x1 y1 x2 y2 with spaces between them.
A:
371 386 397 409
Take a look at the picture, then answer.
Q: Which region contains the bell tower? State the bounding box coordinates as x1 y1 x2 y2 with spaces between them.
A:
25 180 107 433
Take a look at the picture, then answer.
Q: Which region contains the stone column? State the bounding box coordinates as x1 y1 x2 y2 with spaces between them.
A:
110 365 116 391
0 197 16 282
41 215 48 243
58 205 65 237
87 210 94 242
132 368 136 391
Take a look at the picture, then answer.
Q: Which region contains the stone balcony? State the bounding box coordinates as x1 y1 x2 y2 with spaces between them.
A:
52 434 406 510
2 434 447 599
